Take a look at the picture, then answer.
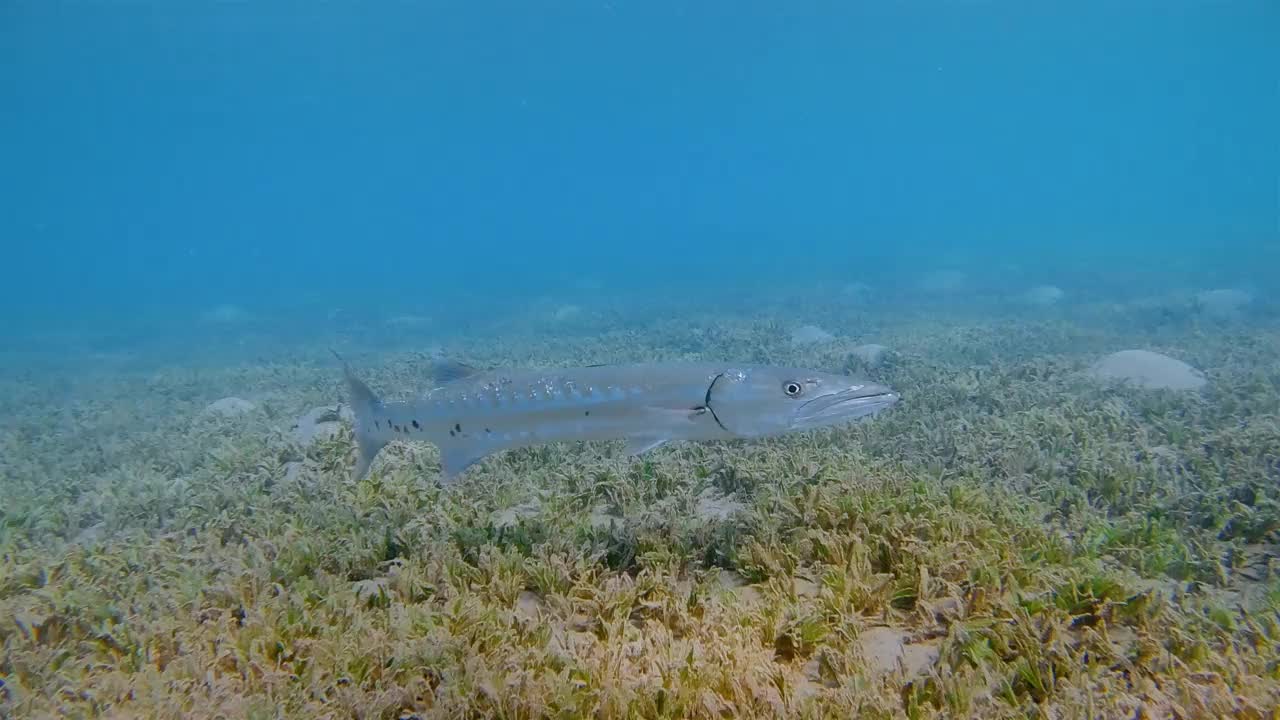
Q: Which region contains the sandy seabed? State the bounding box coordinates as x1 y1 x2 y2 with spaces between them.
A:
2 292 1279 719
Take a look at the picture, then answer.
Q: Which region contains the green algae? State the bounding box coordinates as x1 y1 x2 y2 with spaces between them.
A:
2 303 1279 718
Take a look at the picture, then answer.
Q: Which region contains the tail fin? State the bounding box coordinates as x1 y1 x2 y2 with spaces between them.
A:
332 350 387 480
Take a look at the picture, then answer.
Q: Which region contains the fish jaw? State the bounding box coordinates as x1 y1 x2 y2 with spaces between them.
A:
703 366 900 438
790 382 899 431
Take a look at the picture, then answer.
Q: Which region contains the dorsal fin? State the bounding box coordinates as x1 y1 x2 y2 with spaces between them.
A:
429 359 482 384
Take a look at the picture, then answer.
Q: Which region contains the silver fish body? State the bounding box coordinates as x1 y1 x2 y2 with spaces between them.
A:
339 360 899 480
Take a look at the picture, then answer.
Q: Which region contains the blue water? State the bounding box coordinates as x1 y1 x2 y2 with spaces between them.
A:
4 9 1280 715
3 1 1277 341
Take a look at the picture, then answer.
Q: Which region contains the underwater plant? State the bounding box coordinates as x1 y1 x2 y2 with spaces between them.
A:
2 301 1279 718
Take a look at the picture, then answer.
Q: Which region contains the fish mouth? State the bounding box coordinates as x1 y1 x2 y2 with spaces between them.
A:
795 384 900 427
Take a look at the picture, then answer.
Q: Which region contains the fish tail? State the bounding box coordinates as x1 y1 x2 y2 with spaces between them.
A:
332 350 387 480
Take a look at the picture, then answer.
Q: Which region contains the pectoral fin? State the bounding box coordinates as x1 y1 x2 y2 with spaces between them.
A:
439 444 491 482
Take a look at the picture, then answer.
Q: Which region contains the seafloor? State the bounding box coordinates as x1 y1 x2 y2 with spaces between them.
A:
2 287 1279 719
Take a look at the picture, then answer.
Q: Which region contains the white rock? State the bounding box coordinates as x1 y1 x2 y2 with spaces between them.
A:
492 500 541 528
916 270 967 293
203 397 256 417
553 304 582 322
694 489 745 522
74 522 107 547
1089 350 1207 391
1023 285 1065 306
840 282 873 301
292 405 355 445
851 343 889 366
282 461 304 484
1196 288 1253 317
385 314 431 327
790 325 835 346
200 304 249 324
588 503 619 530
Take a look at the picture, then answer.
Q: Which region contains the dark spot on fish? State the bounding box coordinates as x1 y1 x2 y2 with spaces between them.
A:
485 427 491 434
584 411 591 416
454 423 462 433
411 419 420 429
375 420 380 429
449 429 456 437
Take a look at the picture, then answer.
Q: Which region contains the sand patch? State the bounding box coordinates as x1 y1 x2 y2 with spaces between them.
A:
855 626 939 677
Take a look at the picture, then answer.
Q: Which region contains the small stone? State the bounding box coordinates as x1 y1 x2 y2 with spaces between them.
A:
553 305 582 322
282 461 304 484
840 282 873 302
515 591 543 621
1196 288 1253 317
712 570 763 605
713 569 748 590
1237 565 1266 583
693 488 745 522
1023 285 1065 306
292 405 355 445
74 522 107 546
352 577 390 604
790 325 835 346
492 500 541 528
1106 625 1139 655
203 397 256 418
925 596 964 622
793 576 820 599
917 270 967 293
851 343 889 366
200 304 249 324
385 314 431 327
588 503 619 530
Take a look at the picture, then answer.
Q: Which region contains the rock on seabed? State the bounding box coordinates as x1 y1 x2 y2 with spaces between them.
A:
1023 285 1065 306
1196 288 1253 317
1089 350 1207 391
202 397 256 417
292 405 356 445
790 325 836 346
851 343 889 366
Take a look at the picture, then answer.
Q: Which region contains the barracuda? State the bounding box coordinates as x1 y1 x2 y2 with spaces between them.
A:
337 355 900 481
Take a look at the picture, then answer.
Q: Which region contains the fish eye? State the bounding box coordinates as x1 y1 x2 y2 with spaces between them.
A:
783 381 804 397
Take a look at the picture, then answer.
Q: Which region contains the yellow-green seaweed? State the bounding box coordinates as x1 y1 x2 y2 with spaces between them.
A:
2 304 1279 718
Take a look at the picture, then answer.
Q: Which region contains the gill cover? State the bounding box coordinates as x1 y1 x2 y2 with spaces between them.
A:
705 369 796 438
